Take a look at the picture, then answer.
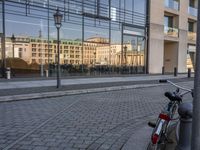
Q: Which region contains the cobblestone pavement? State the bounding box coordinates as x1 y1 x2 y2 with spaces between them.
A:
0 81 193 150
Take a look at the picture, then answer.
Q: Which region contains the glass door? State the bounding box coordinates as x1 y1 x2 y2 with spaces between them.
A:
122 35 145 74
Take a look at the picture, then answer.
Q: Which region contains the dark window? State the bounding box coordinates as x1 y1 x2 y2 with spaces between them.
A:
188 22 194 32
189 0 195 7
164 16 173 27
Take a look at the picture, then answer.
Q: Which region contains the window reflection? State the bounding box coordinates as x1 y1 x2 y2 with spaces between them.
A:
1 0 147 77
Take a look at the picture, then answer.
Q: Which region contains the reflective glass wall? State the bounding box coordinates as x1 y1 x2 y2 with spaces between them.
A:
1 0 147 77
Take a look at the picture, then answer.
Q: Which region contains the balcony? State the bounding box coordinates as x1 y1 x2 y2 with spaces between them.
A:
188 32 196 41
164 26 179 37
188 7 197 17
165 0 179 11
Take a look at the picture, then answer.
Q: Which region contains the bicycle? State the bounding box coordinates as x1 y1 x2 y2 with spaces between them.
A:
147 80 193 150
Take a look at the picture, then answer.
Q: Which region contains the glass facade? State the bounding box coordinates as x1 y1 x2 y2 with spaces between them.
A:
0 0 147 77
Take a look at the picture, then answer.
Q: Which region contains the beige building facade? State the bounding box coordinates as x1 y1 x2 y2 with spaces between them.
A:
149 0 197 73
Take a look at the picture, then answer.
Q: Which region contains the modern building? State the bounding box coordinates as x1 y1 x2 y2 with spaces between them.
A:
0 0 148 76
0 0 197 76
149 0 197 73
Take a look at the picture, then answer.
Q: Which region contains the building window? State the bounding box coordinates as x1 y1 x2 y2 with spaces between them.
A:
32 53 36 57
164 16 173 27
189 0 195 7
188 22 194 32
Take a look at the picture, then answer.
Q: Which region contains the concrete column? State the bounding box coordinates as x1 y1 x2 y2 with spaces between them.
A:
178 0 189 73
148 0 164 74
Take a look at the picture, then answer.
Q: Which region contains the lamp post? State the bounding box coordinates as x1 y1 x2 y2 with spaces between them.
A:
124 45 127 66
191 0 200 149
54 8 63 88
11 34 16 58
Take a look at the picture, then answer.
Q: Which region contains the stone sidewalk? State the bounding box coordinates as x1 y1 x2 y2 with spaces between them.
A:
0 74 191 90
0 74 193 102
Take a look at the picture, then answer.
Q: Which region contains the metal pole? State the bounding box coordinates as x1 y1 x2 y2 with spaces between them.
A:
1 0 6 78
191 0 200 149
81 0 84 73
12 43 14 58
108 0 111 73
57 27 61 88
47 0 50 75
121 24 124 73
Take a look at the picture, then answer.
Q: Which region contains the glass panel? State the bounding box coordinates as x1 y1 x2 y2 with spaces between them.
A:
49 16 82 76
187 45 196 72
164 16 173 27
123 35 145 74
134 0 146 15
84 17 109 74
84 0 97 15
0 1 2 34
4 1 48 77
165 0 179 10
188 22 194 32
2 0 147 77
164 26 179 37
188 6 197 17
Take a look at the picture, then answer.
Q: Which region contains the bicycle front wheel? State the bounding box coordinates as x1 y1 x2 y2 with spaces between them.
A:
147 141 165 150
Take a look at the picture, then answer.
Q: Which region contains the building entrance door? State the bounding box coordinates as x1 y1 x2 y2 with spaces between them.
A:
122 25 146 74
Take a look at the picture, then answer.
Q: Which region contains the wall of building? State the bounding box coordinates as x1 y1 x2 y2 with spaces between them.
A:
148 0 164 73
149 0 197 74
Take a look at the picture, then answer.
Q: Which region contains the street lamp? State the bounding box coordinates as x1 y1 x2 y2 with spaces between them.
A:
54 8 63 88
11 34 16 58
124 45 127 65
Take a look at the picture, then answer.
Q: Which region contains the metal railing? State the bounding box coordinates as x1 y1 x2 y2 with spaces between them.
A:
164 26 179 37
188 6 198 17
188 32 196 41
165 0 179 11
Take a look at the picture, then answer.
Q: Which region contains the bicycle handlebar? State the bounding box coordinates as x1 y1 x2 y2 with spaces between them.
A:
159 79 192 93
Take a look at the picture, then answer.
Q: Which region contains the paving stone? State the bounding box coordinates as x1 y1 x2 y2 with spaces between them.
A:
0 81 193 150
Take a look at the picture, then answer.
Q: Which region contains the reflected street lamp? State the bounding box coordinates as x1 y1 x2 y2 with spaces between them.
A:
11 34 16 58
54 8 63 88
124 45 127 66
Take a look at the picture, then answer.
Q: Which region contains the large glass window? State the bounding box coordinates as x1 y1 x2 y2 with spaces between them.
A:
0 0 147 77
122 25 146 74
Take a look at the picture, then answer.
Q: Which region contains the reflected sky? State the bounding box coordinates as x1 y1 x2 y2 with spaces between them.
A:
1 0 146 43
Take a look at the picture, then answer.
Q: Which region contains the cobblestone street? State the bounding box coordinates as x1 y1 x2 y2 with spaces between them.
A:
0 81 193 150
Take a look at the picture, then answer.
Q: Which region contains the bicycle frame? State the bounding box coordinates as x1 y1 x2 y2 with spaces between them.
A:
151 100 179 145
148 80 193 150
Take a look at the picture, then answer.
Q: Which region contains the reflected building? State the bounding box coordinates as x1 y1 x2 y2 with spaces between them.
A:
0 0 148 76
1 0 197 77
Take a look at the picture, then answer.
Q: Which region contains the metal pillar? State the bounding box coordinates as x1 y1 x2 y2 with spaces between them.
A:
176 102 193 150
57 28 61 88
191 0 200 149
1 0 6 78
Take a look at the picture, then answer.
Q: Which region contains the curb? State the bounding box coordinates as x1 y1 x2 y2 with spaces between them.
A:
0 84 162 102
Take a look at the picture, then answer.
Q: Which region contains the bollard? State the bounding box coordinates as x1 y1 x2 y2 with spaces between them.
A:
45 70 49 78
187 68 191 78
176 102 193 150
162 66 165 75
6 67 11 79
174 67 177 76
